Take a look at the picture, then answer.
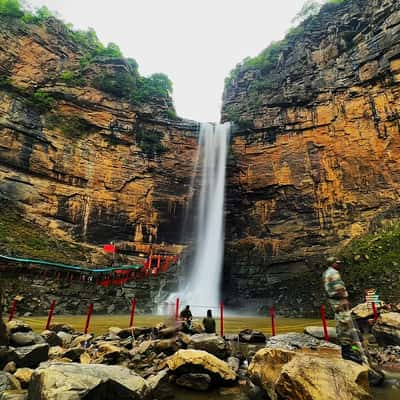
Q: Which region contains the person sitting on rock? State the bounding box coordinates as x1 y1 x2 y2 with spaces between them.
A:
179 305 192 331
202 309 216 334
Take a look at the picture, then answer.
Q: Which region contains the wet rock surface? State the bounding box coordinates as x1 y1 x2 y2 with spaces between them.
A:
372 312 400 346
188 333 229 358
238 329 266 344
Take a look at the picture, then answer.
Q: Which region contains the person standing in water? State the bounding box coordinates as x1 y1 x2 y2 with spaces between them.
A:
203 309 216 333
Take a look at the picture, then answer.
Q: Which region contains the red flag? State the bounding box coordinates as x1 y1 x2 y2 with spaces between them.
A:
103 244 116 253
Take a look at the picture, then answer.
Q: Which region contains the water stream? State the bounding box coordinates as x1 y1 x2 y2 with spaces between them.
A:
181 122 230 313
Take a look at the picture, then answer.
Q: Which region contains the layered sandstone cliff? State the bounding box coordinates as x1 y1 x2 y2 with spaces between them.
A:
222 0 400 312
0 14 198 266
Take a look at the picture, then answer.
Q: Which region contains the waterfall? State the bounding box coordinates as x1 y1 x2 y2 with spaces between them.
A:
182 122 230 313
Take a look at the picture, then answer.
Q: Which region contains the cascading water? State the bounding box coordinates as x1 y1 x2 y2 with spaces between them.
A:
181 122 230 312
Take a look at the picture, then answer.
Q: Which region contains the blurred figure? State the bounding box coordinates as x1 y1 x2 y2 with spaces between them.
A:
322 259 367 364
179 305 192 331
202 309 216 333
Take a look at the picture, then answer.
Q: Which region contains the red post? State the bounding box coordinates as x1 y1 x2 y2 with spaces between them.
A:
129 298 137 327
372 302 379 322
175 297 180 321
8 300 17 322
270 305 276 336
320 304 330 342
45 300 56 330
220 302 224 337
84 303 94 334
157 255 161 270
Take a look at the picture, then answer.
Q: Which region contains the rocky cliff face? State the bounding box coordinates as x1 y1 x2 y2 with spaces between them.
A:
222 0 400 313
0 15 199 266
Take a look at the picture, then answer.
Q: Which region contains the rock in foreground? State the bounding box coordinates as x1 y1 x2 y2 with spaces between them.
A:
249 347 371 400
372 312 400 346
28 362 150 400
165 349 236 385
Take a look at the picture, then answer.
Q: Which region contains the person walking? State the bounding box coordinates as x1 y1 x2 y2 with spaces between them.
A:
202 309 216 333
322 258 368 364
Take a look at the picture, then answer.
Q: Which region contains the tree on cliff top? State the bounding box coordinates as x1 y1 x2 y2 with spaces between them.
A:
224 0 349 86
0 0 23 17
293 0 348 24
0 0 176 114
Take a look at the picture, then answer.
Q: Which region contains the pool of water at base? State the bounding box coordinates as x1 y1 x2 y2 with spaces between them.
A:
19 314 333 336
18 314 400 399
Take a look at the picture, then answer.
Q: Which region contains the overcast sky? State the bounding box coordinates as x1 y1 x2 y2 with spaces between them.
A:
27 0 306 122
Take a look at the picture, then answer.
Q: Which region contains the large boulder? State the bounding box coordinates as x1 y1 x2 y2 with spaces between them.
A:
10 332 45 347
28 362 150 400
48 323 74 334
14 344 49 368
372 312 400 346
304 326 338 343
188 334 229 358
146 369 173 400
249 348 371 400
238 329 266 343
0 348 18 370
40 331 62 347
351 301 385 319
0 390 28 400
265 333 341 354
154 338 179 355
165 349 236 385
14 368 33 388
248 348 297 399
0 371 21 392
56 332 73 346
6 321 32 335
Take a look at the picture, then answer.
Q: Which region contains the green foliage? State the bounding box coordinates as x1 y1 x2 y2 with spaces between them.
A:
165 108 178 120
94 71 136 99
223 105 241 124
96 42 123 58
94 69 172 105
135 129 167 157
339 221 400 301
45 114 97 138
59 70 84 86
31 90 55 111
0 202 85 264
0 0 175 110
21 5 53 23
0 0 23 18
292 0 321 24
224 0 349 88
0 75 11 88
130 73 173 105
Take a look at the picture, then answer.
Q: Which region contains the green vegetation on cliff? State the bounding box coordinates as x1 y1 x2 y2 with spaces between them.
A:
45 114 98 139
224 0 349 87
0 202 86 264
135 129 167 157
340 221 400 303
0 0 176 114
